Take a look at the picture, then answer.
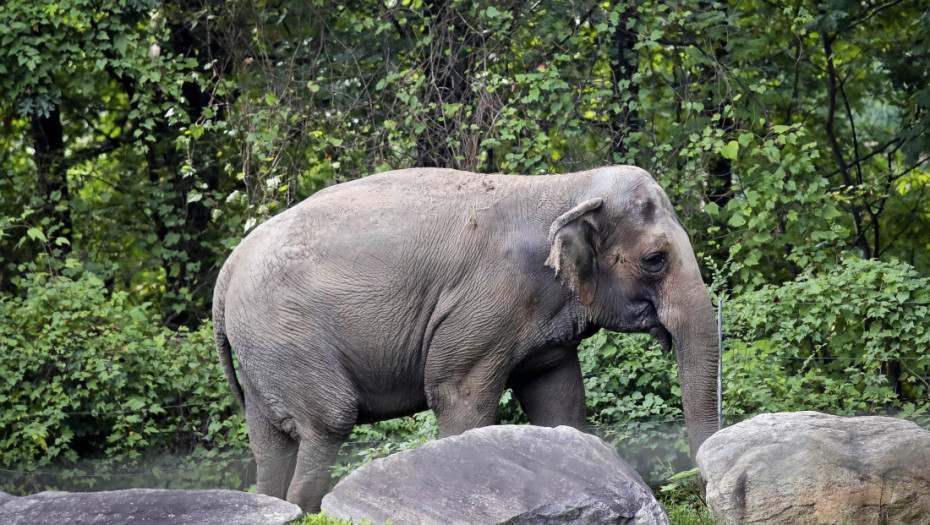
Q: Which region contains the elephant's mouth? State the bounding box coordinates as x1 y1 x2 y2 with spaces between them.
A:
630 300 672 351
612 300 665 337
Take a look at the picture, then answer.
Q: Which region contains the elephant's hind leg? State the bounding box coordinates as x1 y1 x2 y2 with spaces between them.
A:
287 427 348 513
247 409 298 501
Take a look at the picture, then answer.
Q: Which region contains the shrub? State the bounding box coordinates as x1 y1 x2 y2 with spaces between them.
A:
332 412 437 481
722 257 930 421
579 331 689 482
0 265 248 490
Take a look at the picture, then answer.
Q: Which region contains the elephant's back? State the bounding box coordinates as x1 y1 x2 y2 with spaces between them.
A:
219 167 575 333
287 168 525 224
219 170 494 355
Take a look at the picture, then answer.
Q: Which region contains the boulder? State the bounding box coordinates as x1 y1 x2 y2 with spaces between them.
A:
0 491 16 505
696 411 930 525
0 488 302 525
322 424 668 525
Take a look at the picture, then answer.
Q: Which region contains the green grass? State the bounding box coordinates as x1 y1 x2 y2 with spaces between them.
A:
295 514 381 525
667 501 714 524
294 496 713 525
660 467 716 524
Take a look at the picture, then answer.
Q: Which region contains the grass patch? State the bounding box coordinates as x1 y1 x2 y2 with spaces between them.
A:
295 514 381 525
666 499 714 524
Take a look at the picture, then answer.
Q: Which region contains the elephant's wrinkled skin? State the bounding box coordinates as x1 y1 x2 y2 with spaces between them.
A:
214 166 719 512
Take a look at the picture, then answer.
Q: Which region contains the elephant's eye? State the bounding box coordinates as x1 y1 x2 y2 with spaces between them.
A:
641 252 668 273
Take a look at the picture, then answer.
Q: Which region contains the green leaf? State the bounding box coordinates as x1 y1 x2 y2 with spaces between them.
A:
752 230 770 243
718 140 739 160
114 34 128 55
821 204 842 220
125 398 146 411
26 227 46 243
668 467 701 480
728 212 746 227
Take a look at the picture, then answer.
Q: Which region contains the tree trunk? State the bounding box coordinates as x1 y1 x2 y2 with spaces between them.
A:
31 104 73 244
608 5 639 161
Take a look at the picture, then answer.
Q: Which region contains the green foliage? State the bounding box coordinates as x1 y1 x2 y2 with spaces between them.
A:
0 0 240 324
0 0 171 115
661 467 713 525
298 513 384 525
722 257 930 420
331 412 437 482
666 502 714 525
581 332 683 425
0 264 247 485
1 0 928 515
579 332 690 483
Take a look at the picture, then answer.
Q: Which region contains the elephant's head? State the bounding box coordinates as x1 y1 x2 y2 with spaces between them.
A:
546 166 719 459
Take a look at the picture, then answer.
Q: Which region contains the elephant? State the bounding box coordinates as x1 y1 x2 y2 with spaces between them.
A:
213 165 720 512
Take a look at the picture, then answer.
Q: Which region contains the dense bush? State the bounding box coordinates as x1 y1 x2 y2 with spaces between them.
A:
579 332 690 482
3 257 927 498
332 411 438 481
0 264 248 492
722 257 930 421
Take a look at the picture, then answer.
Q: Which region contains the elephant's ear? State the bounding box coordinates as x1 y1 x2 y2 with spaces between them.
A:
545 198 602 305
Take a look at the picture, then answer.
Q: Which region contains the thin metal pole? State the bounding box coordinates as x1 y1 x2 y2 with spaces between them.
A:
717 297 723 430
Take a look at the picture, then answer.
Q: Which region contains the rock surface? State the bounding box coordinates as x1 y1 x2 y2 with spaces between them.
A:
0 488 302 525
696 411 930 525
322 424 668 525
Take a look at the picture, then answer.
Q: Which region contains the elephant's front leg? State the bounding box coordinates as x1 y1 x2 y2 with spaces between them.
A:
425 356 508 437
509 348 587 430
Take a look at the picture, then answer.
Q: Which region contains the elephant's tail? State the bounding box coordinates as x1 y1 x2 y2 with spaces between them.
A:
214 267 246 414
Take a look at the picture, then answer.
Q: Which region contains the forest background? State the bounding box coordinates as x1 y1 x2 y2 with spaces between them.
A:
1 0 929 518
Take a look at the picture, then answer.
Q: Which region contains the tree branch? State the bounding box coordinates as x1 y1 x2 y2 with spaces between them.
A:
841 0 908 34
874 156 930 257
692 43 771 126
823 33 871 258
821 137 904 180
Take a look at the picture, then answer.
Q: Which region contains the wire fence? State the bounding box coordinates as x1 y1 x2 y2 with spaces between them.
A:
0 419 694 484
4 409 928 496
0 459 252 478
59 401 219 417
4 298 928 493
4 408 920 482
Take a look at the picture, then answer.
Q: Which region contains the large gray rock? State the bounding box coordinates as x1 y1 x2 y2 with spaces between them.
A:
697 411 930 525
0 488 302 525
322 424 668 525
0 491 16 506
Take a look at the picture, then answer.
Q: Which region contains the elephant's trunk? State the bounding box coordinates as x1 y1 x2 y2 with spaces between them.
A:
659 282 720 462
